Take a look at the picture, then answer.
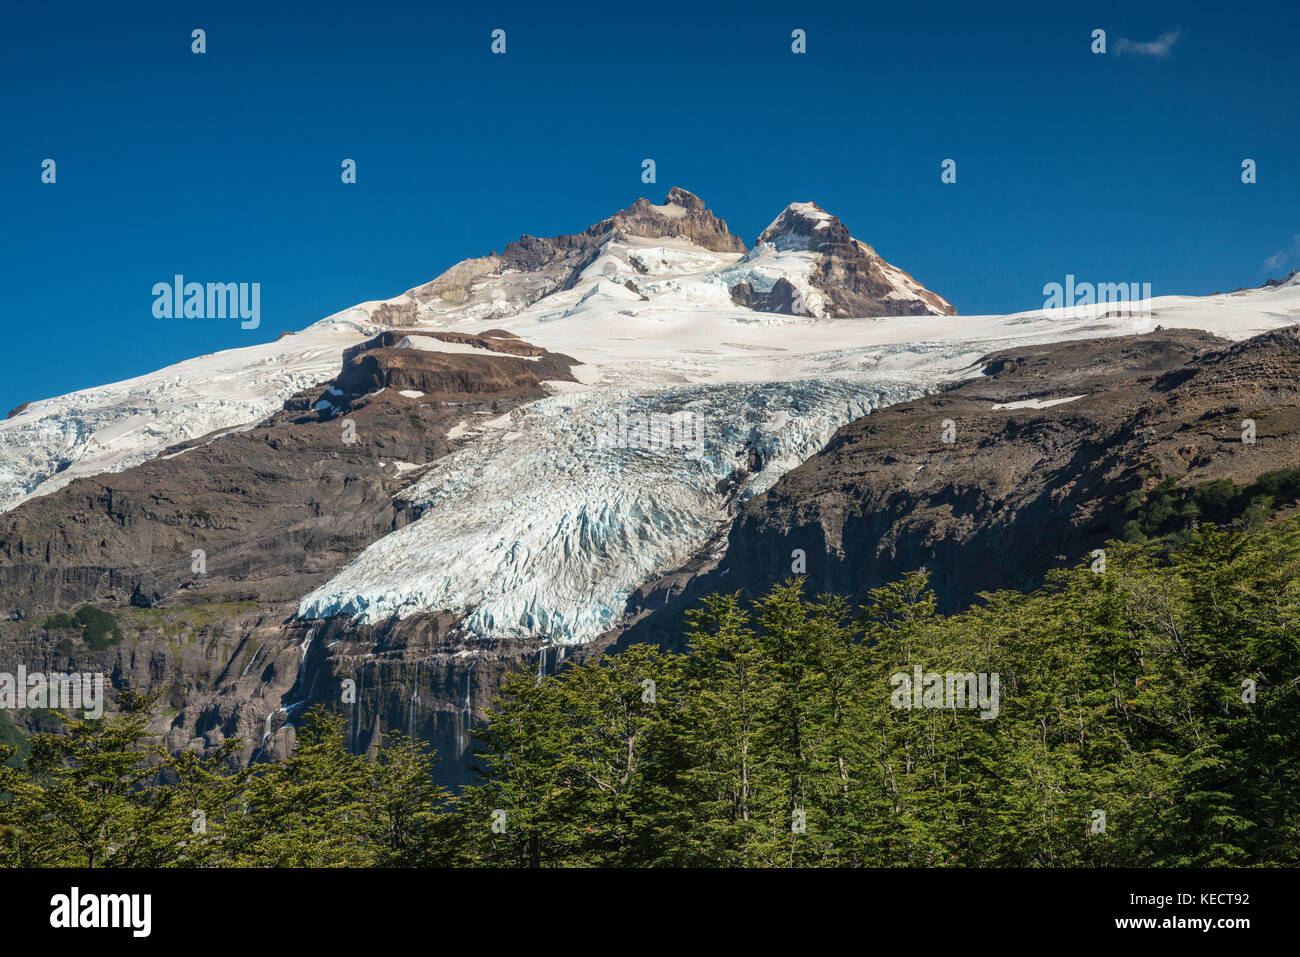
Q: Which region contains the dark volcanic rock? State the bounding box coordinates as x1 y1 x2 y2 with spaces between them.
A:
728 277 804 314
500 187 746 286
334 330 576 401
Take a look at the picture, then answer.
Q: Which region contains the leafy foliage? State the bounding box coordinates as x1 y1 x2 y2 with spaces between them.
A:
4 515 1299 867
1123 468 1300 542
41 605 124 650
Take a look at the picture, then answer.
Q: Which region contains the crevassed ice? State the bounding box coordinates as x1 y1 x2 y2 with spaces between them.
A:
296 376 922 643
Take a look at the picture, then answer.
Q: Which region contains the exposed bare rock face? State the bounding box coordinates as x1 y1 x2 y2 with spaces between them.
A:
0 332 578 782
613 326 1300 650
333 330 576 399
728 277 804 314
591 186 747 254
756 202 956 317
496 187 745 286
412 256 500 307
395 187 747 324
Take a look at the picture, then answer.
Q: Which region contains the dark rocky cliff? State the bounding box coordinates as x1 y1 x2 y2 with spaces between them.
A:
0 332 578 785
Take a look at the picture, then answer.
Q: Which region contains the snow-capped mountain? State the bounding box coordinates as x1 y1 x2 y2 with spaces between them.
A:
3 186 1300 780
745 201 957 317
3 187 1299 649
0 188 936 514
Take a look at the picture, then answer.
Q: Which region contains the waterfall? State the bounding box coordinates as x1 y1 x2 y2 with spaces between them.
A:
294 625 318 693
457 657 477 758
407 660 420 739
239 643 265 679
351 664 365 752
256 706 289 760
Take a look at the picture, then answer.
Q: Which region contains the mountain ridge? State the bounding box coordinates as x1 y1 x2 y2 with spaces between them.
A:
2 188 1298 786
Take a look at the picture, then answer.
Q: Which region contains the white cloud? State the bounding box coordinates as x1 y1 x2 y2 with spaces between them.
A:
1115 30 1180 58
1264 234 1300 273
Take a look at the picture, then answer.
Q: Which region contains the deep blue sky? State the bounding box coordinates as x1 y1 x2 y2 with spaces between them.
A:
2 0 1297 414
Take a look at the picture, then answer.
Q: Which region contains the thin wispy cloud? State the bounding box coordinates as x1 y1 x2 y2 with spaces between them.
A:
1264 234 1300 272
1115 30 1181 58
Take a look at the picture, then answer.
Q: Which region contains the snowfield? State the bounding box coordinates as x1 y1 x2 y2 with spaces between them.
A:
4 217 1300 647
0 309 374 512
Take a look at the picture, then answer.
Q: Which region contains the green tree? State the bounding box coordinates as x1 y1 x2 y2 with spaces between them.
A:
222 707 371 867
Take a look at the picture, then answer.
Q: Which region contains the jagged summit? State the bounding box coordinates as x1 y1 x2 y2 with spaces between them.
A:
400 188 954 324
589 187 747 254
497 187 745 270
401 187 745 322
758 201 845 251
750 200 957 317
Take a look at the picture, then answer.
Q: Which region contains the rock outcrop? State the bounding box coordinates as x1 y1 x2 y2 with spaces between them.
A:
396 188 748 325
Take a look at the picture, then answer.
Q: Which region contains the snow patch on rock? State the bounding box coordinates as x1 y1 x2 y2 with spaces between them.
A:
991 395 1088 410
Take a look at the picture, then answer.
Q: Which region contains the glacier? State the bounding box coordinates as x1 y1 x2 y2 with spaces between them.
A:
6 190 1300 654
296 376 923 642
293 275 1300 644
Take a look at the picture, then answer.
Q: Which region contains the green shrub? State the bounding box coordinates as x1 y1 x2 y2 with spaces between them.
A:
1125 468 1300 539
41 604 123 648
42 612 78 630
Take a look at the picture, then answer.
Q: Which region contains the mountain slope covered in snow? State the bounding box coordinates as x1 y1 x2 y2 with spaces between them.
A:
4 187 1299 651
3 187 1300 783
0 189 935 513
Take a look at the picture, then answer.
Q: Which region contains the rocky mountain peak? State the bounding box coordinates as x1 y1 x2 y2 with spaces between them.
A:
404 188 748 318
748 200 956 318
603 187 746 253
406 189 955 323
664 185 706 209
758 201 853 252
